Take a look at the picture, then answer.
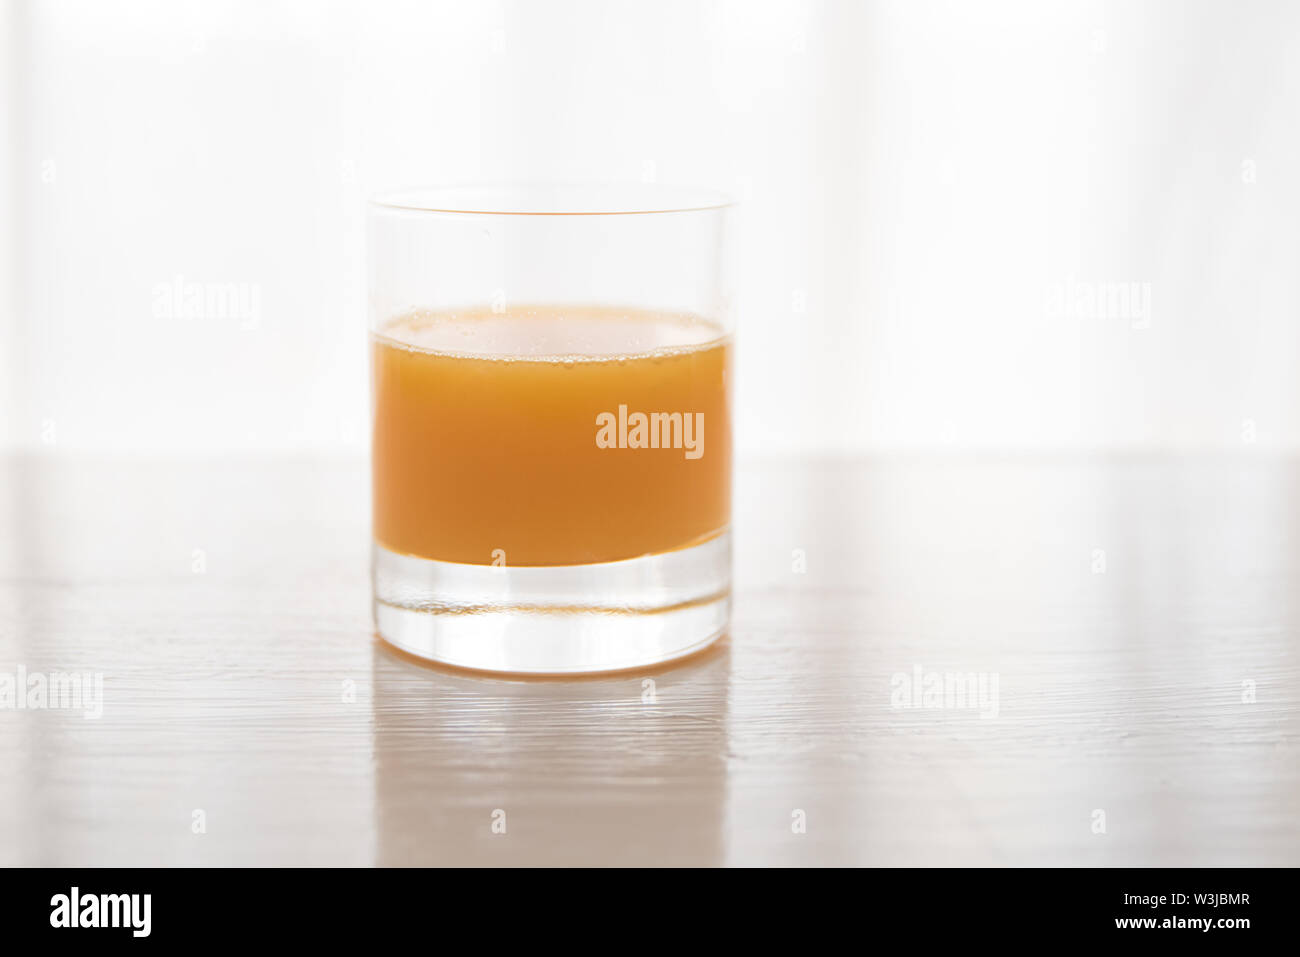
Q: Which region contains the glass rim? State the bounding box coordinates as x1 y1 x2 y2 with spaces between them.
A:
369 182 735 217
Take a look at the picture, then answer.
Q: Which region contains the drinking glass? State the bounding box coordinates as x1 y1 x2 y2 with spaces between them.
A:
369 185 734 673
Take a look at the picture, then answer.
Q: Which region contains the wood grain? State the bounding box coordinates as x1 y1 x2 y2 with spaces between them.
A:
1 453 1297 865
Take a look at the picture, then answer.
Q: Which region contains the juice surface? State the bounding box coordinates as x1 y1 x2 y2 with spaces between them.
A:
372 304 731 566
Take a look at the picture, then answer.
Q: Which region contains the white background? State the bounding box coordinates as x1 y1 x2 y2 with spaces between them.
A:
3 0 1299 455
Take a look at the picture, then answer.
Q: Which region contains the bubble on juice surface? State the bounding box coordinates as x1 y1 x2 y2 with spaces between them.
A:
377 304 726 361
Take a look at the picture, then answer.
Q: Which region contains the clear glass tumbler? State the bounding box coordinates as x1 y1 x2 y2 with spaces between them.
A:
369 185 734 674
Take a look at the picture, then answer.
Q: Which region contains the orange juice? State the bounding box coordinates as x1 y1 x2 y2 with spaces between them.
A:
372 305 731 566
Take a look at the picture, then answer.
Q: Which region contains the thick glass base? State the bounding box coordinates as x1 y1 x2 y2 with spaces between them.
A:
372 532 730 674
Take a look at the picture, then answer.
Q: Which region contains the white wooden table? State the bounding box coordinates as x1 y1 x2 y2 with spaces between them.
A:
1 454 1296 865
